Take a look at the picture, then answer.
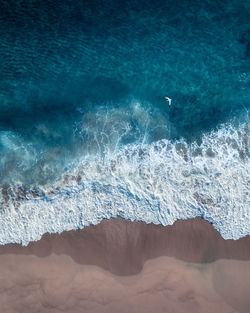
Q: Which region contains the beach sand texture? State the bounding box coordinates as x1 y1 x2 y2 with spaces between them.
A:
0 218 249 313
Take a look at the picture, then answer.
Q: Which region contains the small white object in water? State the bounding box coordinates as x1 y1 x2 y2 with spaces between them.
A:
165 96 172 106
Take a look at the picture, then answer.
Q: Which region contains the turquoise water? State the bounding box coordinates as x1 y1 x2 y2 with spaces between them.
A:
0 0 249 244
0 0 249 185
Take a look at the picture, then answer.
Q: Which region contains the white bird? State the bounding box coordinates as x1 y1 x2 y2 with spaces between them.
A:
165 96 172 106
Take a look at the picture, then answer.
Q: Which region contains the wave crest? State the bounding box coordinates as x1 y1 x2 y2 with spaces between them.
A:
0 120 249 245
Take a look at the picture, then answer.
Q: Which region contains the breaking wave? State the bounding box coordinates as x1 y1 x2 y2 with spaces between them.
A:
0 115 248 245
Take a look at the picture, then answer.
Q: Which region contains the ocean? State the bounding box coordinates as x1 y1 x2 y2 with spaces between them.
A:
0 0 249 244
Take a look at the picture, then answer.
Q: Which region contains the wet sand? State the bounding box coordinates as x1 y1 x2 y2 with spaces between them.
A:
0 217 250 313
1 217 250 275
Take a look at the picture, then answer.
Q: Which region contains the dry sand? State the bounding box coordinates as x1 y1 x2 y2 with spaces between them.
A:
0 218 249 313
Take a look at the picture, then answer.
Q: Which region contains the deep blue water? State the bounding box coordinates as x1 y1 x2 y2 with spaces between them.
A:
0 0 249 185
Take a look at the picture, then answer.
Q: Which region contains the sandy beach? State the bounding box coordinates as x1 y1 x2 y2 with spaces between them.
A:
0 217 249 313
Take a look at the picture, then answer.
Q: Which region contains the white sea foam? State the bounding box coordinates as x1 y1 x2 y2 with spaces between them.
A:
0 120 249 245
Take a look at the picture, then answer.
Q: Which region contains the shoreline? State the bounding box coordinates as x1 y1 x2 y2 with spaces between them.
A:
1 217 250 275
0 217 250 312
